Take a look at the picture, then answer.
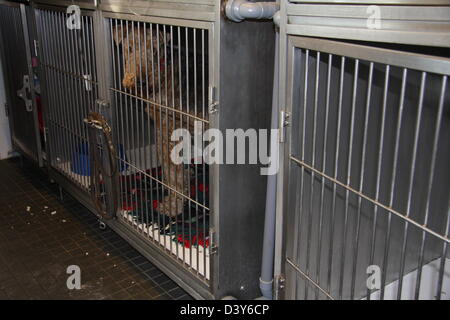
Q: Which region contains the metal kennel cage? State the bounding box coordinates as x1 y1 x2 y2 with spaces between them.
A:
0 1 43 166
274 1 450 300
28 0 275 300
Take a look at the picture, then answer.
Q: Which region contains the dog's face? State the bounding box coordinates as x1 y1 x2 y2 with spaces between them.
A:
113 24 167 90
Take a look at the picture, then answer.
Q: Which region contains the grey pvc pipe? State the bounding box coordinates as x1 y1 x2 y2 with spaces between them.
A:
226 0 279 23
259 30 279 300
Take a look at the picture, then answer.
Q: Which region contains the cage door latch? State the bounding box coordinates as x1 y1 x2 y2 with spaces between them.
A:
95 99 110 109
17 75 33 112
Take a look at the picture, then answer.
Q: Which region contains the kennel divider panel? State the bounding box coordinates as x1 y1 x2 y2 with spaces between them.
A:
104 12 214 293
278 35 450 300
284 2 450 48
0 2 43 165
32 0 97 10
99 0 216 22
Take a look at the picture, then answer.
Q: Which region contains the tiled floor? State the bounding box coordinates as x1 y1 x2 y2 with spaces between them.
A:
0 157 192 300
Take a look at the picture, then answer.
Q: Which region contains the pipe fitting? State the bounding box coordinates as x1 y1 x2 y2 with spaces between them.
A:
226 0 279 23
259 277 274 300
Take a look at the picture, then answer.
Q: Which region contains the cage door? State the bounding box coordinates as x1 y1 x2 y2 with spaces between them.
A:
0 3 43 165
277 36 450 300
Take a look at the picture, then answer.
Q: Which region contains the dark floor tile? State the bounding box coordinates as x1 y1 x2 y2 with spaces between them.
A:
0 158 190 300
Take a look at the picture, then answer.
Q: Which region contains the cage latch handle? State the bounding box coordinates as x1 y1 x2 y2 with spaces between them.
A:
17 75 33 112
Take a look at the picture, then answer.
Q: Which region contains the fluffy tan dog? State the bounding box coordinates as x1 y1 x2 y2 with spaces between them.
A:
113 23 203 218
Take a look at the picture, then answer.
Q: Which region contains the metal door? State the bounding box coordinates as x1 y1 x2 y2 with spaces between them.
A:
276 36 450 300
0 2 43 165
34 5 101 207
103 12 215 299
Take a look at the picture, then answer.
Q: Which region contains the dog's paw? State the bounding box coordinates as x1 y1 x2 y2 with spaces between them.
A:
122 73 136 89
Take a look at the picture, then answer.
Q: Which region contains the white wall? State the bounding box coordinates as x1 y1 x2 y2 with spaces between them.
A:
0 55 12 160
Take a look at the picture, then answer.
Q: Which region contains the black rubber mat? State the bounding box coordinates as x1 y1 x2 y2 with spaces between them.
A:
0 157 192 300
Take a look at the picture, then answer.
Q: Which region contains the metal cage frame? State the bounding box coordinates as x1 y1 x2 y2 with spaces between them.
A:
275 35 450 300
25 0 275 300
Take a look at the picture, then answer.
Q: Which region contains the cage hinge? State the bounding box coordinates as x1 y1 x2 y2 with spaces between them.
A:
17 75 33 112
209 101 219 114
273 274 285 300
209 229 218 255
33 40 39 57
279 110 290 143
208 85 218 114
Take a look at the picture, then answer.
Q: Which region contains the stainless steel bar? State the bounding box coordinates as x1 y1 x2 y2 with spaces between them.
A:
150 23 160 242
436 198 450 300
41 11 56 167
124 20 132 227
47 11 59 170
380 67 408 300
40 63 99 84
397 71 427 300
293 48 308 299
71 15 86 188
109 88 208 123
289 156 450 245
414 73 446 300
120 19 131 228
136 21 145 236
65 10 78 184
339 58 358 300
186 26 192 269
169 25 175 256
163 24 169 251
156 23 163 247
350 61 374 300
131 21 140 233
304 50 320 299
367 64 390 300
201 28 206 279
435 77 449 301
287 258 335 300
141 21 151 236
143 20 156 244
55 11 70 180
110 18 122 224
84 15 95 190
315 53 332 300
194 28 199 276
326 55 345 294
78 15 88 189
178 25 185 266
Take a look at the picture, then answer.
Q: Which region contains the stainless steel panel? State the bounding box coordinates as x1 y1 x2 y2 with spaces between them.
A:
280 36 450 300
285 3 450 47
99 0 216 22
